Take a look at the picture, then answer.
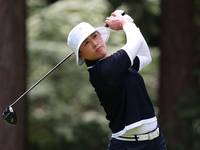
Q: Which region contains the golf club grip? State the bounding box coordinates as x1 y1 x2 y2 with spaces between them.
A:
105 10 126 27
9 52 75 107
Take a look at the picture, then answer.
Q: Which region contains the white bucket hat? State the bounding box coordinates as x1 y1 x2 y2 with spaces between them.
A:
67 22 110 66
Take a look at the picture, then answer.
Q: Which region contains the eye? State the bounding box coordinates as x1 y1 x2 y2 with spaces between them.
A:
85 41 89 46
93 34 98 38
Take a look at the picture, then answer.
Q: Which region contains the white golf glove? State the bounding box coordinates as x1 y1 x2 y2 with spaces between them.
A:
114 10 134 23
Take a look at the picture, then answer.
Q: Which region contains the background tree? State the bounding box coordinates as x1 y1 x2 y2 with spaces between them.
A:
159 0 200 149
0 0 27 149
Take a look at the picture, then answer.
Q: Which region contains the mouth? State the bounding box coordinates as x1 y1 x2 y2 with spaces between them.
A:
96 46 103 52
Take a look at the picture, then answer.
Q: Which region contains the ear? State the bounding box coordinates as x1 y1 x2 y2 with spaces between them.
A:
79 51 85 59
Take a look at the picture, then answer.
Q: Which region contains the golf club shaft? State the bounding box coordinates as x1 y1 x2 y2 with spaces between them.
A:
10 52 75 107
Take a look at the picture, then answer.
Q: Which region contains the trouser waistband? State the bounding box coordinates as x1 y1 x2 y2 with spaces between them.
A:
115 127 160 141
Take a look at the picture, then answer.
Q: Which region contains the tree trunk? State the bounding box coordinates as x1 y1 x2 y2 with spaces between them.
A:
0 0 27 149
159 0 195 149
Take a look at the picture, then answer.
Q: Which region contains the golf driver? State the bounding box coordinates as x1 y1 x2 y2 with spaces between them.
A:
2 52 74 126
2 10 126 126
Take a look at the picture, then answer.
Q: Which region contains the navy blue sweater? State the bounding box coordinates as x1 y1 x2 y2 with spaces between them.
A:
86 49 156 134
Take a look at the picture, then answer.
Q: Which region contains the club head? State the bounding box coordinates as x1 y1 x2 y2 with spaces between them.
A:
2 106 17 126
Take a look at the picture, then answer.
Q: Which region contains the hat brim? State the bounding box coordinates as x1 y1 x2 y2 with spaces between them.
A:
77 27 110 66
96 26 110 43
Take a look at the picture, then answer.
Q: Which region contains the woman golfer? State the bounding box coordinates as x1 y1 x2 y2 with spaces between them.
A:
67 10 167 150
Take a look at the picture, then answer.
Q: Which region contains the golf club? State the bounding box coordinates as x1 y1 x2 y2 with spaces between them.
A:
2 52 74 126
2 10 126 126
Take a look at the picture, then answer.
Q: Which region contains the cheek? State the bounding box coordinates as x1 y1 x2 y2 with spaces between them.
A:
102 42 107 50
99 38 106 47
80 45 88 54
79 46 93 58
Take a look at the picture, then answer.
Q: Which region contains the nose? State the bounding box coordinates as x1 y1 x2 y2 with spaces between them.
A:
91 40 98 48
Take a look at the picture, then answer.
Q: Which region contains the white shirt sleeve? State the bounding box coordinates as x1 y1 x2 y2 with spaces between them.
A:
121 23 143 66
137 28 152 71
121 23 152 71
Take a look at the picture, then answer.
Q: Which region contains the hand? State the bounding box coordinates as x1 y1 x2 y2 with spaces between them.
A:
105 13 129 30
114 10 134 23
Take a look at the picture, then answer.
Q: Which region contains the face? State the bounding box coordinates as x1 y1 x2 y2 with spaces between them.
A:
79 31 109 62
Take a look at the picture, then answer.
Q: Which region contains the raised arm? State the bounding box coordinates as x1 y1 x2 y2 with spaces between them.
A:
105 11 152 71
105 13 143 66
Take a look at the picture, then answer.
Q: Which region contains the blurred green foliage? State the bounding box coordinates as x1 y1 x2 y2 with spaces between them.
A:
26 0 160 149
106 0 161 46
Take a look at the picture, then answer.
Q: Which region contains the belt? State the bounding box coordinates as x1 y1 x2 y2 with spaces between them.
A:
116 127 160 141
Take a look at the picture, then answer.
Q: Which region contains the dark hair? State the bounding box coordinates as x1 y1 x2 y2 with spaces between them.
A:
96 31 101 35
